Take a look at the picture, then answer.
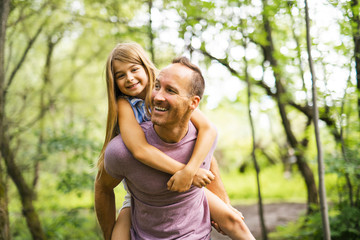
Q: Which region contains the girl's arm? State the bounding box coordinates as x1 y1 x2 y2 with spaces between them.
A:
167 108 218 192
117 98 214 187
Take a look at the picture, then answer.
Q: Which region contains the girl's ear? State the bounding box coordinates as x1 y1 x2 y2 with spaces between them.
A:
189 95 200 110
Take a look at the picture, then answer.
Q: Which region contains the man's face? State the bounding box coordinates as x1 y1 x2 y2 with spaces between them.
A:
151 63 196 128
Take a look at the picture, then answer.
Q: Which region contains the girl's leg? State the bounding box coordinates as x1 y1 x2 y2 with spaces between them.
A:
111 207 131 240
204 188 256 240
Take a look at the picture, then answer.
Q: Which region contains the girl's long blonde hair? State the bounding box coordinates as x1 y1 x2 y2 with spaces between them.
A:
97 42 157 171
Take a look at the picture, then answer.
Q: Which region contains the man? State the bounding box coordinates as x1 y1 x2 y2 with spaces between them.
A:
95 57 253 239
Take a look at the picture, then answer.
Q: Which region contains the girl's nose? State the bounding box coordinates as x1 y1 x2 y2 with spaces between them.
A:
127 73 134 82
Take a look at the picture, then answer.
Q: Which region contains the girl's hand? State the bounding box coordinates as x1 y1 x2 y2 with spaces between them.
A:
228 204 244 220
167 167 215 192
167 168 194 192
192 168 215 188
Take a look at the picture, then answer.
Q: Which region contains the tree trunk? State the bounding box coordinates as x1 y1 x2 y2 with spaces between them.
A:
148 0 155 64
351 0 360 121
304 0 331 238
296 153 319 210
0 158 10 240
0 0 11 238
33 36 56 192
1 136 47 240
340 74 355 206
286 2 308 105
0 1 46 238
242 30 268 240
261 0 319 210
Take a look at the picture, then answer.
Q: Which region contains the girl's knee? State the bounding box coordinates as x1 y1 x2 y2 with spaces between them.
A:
221 210 243 232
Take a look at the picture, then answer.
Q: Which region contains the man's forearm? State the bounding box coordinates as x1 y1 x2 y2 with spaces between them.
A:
206 156 230 204
95 182 117 239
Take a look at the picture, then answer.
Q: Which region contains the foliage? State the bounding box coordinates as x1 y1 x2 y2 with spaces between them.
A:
1 0 359 238
330 206 360 239
270 205 360 240
11 208 101 240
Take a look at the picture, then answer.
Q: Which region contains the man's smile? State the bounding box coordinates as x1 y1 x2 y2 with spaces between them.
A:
154 106 168 112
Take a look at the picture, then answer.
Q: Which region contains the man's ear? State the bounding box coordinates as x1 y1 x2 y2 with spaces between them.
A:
189 95 200 110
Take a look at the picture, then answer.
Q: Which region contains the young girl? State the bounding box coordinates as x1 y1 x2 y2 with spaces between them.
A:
98 42 255 240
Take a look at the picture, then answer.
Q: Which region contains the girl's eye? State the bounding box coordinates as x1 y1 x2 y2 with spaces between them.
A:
131 68 138 72
116 73 125 79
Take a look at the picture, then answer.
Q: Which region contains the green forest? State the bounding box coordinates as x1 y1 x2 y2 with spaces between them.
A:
0 0 359 239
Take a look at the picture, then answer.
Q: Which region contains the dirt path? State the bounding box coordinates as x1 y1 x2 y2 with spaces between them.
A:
211 202 307 240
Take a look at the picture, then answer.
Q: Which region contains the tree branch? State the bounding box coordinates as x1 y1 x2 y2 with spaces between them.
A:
4 19 47 97
6 1 50 28
191 44 340 140
70 12 130 24
189 45 241 77
11 43 103 138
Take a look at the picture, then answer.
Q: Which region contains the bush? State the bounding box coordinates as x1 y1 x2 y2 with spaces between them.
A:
330 206 360 240
270 205 360 240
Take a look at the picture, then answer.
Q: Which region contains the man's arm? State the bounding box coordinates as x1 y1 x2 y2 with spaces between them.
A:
94 168 122 240
206 156 230 204
207 156 243 217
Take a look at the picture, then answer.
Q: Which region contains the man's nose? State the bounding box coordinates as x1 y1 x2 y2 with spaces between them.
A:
153 89 165 102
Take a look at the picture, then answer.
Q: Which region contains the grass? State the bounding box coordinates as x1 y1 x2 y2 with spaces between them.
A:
221 164 338 205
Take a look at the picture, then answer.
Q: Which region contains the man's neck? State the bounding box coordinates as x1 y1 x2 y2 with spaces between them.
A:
153 122 189 143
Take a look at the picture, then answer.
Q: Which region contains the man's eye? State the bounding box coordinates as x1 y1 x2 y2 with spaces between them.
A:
167 89 176 94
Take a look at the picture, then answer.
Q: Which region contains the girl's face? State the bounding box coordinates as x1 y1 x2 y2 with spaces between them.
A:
112 60 149 99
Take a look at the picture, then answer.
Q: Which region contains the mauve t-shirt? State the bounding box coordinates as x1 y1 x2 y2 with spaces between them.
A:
104 121 216 239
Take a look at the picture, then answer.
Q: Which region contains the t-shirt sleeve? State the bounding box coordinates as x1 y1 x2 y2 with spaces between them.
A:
104 135 129 180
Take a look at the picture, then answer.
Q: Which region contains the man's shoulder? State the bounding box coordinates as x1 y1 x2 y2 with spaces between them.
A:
105 134 128 158
140 120 153 131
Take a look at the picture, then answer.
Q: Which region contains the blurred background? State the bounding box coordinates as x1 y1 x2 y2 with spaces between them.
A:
0 0 359 239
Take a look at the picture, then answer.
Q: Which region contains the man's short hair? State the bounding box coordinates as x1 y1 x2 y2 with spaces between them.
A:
172 57 205 99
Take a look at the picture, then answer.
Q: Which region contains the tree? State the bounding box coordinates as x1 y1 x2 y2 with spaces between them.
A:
0 1 47 237
258 0 319 210
183 0 319 211
242 25 268 240
2 0 158 238
304 0 331 238
349 0 360 120
1 0 13 238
